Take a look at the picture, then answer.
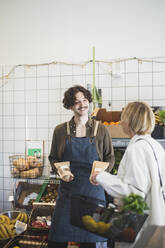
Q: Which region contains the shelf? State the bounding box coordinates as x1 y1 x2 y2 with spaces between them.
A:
112 138 165 149
112 138 130 147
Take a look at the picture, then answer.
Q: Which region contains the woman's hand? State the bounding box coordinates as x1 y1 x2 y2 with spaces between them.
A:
90 172 100 185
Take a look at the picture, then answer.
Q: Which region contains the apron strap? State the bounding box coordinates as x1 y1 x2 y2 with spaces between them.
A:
67 122 71 142
67 122 70 136
93 121 99 137
89 121 99 143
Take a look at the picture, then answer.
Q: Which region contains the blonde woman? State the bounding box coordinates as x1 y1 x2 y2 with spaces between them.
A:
91 102 165 247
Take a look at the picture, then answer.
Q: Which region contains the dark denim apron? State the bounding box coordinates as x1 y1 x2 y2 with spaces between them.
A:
48 122 107 243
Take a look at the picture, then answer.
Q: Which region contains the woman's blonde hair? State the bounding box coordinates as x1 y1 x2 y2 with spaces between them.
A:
121 102 155 135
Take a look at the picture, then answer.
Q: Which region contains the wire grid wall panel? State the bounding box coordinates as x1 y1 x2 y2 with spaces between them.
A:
0 58 165 211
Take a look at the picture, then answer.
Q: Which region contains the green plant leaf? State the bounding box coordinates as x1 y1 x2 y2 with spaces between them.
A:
158 110 165 119
121 193 149 215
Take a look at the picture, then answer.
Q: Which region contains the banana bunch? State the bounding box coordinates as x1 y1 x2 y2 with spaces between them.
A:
0 212 28 240
0 215 10 225
154 113 163 125
0 223 15 239
14 212 28 224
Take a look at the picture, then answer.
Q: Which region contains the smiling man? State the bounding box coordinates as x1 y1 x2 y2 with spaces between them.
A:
48 85 115 248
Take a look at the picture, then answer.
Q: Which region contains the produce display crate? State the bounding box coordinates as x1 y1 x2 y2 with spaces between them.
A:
28 204 55 233
94 108 129 138
3 235 48 248
95 109 122 123
14 181 42 210
9 155 44 179
106 124 130 139
35 179 60 204
70 195 148 243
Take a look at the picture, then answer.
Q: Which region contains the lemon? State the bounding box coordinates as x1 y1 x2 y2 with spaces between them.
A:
96 221 111 234
82 215 97 232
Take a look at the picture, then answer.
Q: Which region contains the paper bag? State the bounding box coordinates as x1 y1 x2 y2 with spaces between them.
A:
54 161 74 182
90 161 109 182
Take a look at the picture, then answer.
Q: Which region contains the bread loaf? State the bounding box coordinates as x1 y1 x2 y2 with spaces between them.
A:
20 167 40 178
27 156 41 168
13 158 29 171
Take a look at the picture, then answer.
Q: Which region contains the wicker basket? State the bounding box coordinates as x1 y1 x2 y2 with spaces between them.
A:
9 155 43 179
70 195 148 243
0 210 28 241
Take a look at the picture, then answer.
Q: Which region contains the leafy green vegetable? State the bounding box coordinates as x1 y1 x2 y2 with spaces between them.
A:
158 110 165 125
158 110 165 119
121 193 149 215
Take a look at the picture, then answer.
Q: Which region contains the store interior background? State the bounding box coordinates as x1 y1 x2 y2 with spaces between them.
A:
0 0 165 211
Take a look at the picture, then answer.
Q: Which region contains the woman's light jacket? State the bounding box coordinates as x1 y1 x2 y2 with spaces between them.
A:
96 134 165 226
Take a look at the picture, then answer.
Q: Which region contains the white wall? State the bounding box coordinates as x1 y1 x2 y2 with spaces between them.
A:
1 58 165 211
0 0 165 212
0 0 165 64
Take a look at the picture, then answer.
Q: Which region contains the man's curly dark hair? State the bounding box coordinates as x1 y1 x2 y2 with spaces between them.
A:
63 85 92 109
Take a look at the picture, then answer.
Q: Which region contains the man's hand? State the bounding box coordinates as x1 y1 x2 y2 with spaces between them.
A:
62 173 74 182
